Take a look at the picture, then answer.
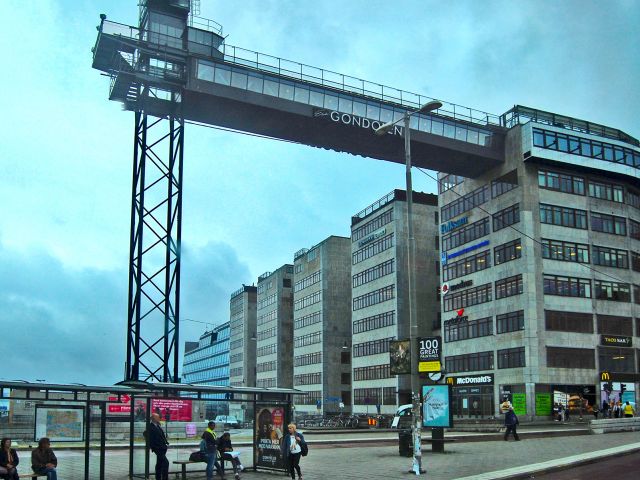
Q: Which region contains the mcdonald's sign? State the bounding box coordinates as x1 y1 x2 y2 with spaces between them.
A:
446 377 454 385
600 371 611 381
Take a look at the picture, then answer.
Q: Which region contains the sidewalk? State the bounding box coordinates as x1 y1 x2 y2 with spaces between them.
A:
17 430 640 479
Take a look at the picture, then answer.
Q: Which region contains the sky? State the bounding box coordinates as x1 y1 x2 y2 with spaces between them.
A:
1 0 638 385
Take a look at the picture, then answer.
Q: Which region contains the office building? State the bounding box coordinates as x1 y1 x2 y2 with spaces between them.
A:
439 105 640 418
256 264 294 388
350 189 440 414
292 236 352 416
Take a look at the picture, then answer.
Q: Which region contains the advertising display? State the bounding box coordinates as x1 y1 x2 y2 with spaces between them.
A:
389 339 411 375
107 396 193 422
512 393 526 416
535 393 552 416
0 399 9 417
255 406 286 470
418 336 442 373
35 406 84 442
601 382 636 408
422 385 453 428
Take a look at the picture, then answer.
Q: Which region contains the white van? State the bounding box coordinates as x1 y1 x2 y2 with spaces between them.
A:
391 404 413 428
214 415 239 428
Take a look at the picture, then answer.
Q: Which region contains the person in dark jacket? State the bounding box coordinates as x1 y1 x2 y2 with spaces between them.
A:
148 413 169 480
217 432 241 479
280 423 306 480
0 438 19 479
31 437 57 480
503 407 520 441
202 421 223 479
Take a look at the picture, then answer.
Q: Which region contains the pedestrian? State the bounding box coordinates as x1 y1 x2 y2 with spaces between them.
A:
623 401 635 418
202 421 223 479
148 412 169 480
280 423 307 480
31 437 58 480
503 407 520 441
592 405 599 420
217 432 242 479
557 404 564 422
613 401 621 418
601 400 610 418
0 438 19 480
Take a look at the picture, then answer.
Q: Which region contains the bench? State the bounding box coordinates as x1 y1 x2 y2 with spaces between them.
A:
173 458 237 480
590 417 640 434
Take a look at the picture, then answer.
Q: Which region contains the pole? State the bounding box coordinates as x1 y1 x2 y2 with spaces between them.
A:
405 112 423 475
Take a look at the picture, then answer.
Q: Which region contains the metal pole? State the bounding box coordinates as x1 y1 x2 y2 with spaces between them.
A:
404 112 423 475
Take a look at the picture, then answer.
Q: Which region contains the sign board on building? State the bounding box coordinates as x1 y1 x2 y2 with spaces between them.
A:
512 393 526 416
535 393 552 416
444 240 490 262
440 217 468 234
418 336 442 373
600 335 632 347
446 374 494 386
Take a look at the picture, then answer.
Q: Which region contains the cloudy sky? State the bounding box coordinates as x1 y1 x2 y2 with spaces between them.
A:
1 0 638 385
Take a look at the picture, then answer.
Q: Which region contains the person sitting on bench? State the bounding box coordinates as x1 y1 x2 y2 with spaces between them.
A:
217 432 242 479
31 438 57 480
0 438 20 480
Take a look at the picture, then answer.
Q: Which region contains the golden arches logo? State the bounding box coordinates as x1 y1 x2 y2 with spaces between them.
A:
446 377 454 385
601 371 611 381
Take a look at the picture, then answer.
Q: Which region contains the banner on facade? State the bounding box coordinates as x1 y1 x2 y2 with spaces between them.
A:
255 405 286 470
389 339 411 375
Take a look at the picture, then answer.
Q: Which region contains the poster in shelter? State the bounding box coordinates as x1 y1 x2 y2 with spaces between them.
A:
255 406 285 469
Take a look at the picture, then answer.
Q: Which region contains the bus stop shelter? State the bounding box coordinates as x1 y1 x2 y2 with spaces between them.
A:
0 380 302 479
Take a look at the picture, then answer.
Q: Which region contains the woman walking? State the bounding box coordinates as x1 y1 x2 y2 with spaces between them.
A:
280 424 306 480
0 438 20 480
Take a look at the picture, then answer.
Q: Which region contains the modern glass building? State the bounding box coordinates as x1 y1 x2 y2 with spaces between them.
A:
438 105 640 419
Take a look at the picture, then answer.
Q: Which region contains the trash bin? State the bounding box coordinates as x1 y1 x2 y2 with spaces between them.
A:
398 429 412 457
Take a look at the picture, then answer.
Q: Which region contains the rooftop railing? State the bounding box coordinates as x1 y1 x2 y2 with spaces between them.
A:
352 190 397 224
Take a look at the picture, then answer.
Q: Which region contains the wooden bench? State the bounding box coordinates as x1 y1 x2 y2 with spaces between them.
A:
173 457 237 479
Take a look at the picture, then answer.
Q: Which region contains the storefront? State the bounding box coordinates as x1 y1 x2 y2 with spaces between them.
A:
446 373 494 418
534 384 596 418
599 371 638 412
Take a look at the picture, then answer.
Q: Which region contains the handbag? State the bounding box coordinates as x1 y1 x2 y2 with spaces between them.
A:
189 451 208 462
300 441 308 457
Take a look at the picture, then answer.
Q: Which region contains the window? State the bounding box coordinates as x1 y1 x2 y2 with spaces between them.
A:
229 338 243 350
445 351 494 373
352 233 394 264
257 361 277 373
590 212 626 235
597 315 633 335
353 364 391 381
633 252 640 272
444 316 493 342
495 274 523 299
294 270 321 292
631 219 640 241
353 337 393 357
493 204 520 231
353 285 395 310
294 311 322 329
258 310 277 326
538 169 585 195
341 372 351 385
353 259 394 288
294 291 321 311
298 391 322 405
442 249 491 282
491 170 518 198
294 373 322 386
627 189 640 210
256 378 276 388
442 217 490 251
352 210 393 242
439 174 464 193
540 204 587 229
541 238 590 263
294 352 322 367
257 327 276 341
598 347 635 373
592 246 629 268
353 311 395 334
258 293 277 310
256 344 277 357
497 310 524 333
594 280 630 302
354 388 381 405
547 347 595 369
494 239 522 265
443 283 492 312
545 310 593 333
543 275 591 297
635 285 640 305
440 184 490 222
498 347 525 369
382 387 397 405
588 180 624 202
294 332 322 348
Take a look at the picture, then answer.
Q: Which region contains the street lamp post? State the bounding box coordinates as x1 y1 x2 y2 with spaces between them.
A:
375 100 442 475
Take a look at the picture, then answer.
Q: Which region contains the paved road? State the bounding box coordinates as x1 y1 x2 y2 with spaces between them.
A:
534 452 640 480
17 430 639 479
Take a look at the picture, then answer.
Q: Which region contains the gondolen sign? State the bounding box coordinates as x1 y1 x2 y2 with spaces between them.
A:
418 336 442 373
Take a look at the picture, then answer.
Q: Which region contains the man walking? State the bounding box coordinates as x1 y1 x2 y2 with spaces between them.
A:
148 412 169 480
503 406 520 441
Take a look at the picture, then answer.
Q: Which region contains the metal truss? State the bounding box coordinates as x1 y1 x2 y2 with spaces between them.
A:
126 95 184 382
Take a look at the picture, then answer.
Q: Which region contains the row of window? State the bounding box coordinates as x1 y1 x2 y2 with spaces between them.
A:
296 390 323 405
441 185 490 222
353 337 394 358
539 168 636 205
256 344 277 357
294 352 322 367
491 170 519 198
442 217 490 252
294 291 321 311
541 203 640 239
229 367 243 378
533 128 640 169
229 338 243 350
294 373 322 386
443 238 522 282
352 210 393 242
353 285 395 311
229 353 243 364
445 347 526 372
257 327 276 341
353 387 397 405
544 310 638 335
353 310 396 334
294 270 321 293
353 259 394 288
256 378 276 388
257 309 277 326
257 293 277 310
444 311 525 342
542 239 635 269
543 275 636 302
257 361 277 373
294 331 322 348
352 233 394 265
493 204 520 232
353 364 391 381
294 311 322 330
547 346 638 373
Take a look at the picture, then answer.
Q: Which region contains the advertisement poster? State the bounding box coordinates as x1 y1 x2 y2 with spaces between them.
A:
0 399 9 417
389 339 411 375
535 393 552 416
418 336 442 373
255 406 285 470
107 396 193 422
35 406 84 442
512 393 526 416
422 385 452 428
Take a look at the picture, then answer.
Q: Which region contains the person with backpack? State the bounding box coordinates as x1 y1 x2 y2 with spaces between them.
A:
503 406 520 441
280 423 307 480
202 421 224 479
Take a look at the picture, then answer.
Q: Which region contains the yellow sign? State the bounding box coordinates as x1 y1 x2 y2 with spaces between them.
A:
446 377 454 385
600 371 611 381
418 360 441 372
